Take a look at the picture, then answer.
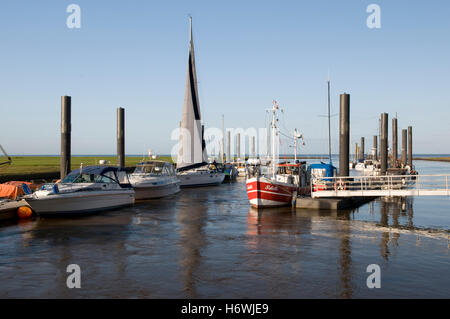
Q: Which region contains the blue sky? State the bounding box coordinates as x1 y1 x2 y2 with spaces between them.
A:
1 0 449 155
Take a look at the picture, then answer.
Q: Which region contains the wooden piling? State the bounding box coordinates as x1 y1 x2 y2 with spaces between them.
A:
392 117 398 165
373 135 378 160
408 126 413 168
339 93 350 177
60 96 71 179
380 113 388 175
401 129 407 166
117 107 125 168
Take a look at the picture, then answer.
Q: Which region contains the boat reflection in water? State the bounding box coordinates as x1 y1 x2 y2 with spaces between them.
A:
246 207 354 298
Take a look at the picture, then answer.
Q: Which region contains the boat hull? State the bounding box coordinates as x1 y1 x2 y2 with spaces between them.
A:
246 177 297 208
134 182 180 199
177 171 225 187
26 190 135 216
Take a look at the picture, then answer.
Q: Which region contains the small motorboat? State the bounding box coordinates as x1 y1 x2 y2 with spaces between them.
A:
25 165 135 216
128 160 180 199
177 164 225 187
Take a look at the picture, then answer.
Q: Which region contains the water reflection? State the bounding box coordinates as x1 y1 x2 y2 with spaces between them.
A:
246 208 354 298
176 189 208 298
1 174 449 298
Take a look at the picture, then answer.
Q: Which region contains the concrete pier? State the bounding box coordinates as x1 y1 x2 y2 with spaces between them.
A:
339 93 350 177
408 126 413 167
117 107 125 168
402 129 407 166
296 196 375 210
380 113 388 175
60 96 71 179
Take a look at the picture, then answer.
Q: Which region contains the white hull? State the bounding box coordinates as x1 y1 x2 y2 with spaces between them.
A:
177 171 225 187
26 190 135 215
133 182 180 199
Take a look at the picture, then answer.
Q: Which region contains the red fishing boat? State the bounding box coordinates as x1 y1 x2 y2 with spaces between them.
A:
245 102 310 208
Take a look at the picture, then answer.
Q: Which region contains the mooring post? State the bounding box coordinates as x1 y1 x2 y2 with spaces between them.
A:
373 135 378 161
401 129 407 166
408 126 413 168
380 113 388 175
339 93 350 177
361 137 365 161
117 107 125 168
392 117 398 166
60 96 71 179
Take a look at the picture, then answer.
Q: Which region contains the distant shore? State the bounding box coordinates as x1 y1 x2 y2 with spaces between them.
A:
0 156 173 183
414 157 450 163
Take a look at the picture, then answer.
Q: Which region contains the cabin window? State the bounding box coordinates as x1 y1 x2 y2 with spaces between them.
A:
94 174 115 183
72 174 95 183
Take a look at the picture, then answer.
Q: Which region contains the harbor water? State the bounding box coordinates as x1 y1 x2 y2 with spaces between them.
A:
0 159 449 298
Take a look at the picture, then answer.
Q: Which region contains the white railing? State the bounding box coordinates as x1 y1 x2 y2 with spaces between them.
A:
311 174 450 198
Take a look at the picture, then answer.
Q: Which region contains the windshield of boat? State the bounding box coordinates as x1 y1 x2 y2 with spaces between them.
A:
133 163 174 176
61 172 117 184
277 165 299 175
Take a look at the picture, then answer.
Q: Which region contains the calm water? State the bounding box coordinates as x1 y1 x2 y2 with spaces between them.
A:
0 160 449 298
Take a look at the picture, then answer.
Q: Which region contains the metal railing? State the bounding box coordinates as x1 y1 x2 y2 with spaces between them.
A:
311 174 450 198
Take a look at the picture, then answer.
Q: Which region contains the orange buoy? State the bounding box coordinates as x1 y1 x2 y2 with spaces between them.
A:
17 206 33 219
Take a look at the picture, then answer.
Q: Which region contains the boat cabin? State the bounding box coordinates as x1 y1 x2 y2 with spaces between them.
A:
132 161 176 177
61 165 131 187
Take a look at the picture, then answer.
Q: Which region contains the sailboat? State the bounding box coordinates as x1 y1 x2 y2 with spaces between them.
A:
176 18 225 187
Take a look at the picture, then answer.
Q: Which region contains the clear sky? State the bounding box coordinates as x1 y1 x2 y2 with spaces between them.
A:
1 0 449 155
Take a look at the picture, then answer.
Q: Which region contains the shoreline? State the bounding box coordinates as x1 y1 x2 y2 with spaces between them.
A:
414 157 450 163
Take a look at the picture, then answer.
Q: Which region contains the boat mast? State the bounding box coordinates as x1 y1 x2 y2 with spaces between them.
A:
221 114 225 163
272 101 278 179
294 129 298 161
327 74 332 163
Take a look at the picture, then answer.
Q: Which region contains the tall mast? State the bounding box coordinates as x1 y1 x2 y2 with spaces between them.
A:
272 101 278 179
294 129 298 161
327 73 332 163
221 114 225 163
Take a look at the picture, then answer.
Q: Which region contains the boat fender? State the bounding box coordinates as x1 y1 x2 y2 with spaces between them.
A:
17 206 33 219
53 184 59 194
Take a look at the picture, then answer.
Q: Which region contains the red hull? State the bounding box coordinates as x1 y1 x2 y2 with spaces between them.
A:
246 177 297 208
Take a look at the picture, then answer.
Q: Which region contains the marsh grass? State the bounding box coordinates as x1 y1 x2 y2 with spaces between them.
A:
0 156 174 176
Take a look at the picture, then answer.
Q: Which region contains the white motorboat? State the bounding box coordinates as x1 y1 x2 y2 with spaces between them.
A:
177 165 225 187
25 166 135 216
175 18 225 187
129 160 180 199
355 162 366 171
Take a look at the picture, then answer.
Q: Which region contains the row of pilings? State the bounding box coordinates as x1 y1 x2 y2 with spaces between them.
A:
339 93 413 177
59 96 125 179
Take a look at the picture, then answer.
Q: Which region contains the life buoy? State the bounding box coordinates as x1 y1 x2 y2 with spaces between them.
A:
334 180 346 191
